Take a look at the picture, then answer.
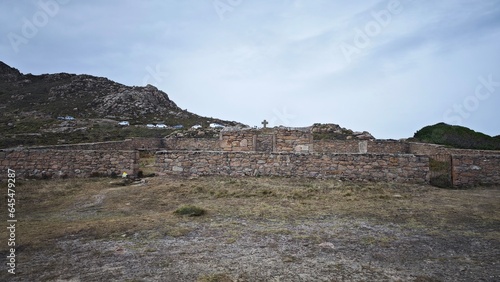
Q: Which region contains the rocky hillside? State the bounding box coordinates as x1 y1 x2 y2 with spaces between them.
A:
0 61 240 147
0 61 239 124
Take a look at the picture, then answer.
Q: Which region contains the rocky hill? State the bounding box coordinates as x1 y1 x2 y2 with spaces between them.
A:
0 61 239 124
0 61 240 147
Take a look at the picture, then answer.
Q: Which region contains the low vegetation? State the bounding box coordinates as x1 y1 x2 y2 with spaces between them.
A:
2 176 499 280
5 177 497 244
412 122 500 150
174 205 206 217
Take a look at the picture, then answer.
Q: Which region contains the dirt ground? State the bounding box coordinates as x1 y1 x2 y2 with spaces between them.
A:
1 176 499 281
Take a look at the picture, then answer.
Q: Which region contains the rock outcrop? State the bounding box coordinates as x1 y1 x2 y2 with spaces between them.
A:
312 123 375 140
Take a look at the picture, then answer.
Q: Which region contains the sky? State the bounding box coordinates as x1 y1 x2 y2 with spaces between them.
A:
1 0 500 139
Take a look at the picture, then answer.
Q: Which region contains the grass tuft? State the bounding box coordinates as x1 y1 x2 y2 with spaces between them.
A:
174 205 206 217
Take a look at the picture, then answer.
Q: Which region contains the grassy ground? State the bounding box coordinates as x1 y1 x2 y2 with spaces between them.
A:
1 177 499 281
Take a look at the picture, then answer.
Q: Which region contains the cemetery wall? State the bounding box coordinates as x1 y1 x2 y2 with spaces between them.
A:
156 151 430 183
219 129 313 152
2 128 498 187
30 138 164 151
164 137 220 151
367 140 410 154
220 130 258 151
409 142 500 156
0 149 139 179
165 130 409 154
255 134 274 152
303 140 409 154
127 137 165 150
275 129 313 152
313 140 361 153
452 155 500 187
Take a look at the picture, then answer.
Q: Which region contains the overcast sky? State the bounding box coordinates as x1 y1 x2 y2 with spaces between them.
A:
1 0 499 138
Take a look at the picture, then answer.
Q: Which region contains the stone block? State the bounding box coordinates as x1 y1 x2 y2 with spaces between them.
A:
172 166 184 172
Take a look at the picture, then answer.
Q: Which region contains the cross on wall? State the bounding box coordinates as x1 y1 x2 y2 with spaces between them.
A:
261 120 269 128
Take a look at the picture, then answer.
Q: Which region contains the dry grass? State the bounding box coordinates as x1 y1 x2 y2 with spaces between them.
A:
3 176 499 252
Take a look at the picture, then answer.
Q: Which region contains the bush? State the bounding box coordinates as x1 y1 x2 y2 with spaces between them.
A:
174 205 206 217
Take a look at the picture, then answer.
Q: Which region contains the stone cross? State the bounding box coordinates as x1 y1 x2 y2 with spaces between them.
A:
261 119 268 128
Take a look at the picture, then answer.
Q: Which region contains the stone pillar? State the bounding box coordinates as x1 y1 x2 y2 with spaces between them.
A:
272 134 277 153
132 150 140 174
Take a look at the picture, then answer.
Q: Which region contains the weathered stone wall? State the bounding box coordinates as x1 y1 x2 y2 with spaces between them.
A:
29 140 128 151
0 149 139 179
164 137 220 151
409 143 450 155
320 140 500 156
313 140 361 153
220 130 257 151
29 138 163 151
2 132 497 186
368 140 410 154
452 155 500 187
312 140 409 154
129 138 164 150
409 142 500 156
217 129 312 152
156 151 430 183
256 134 274 152
165 129 408 154
275 129 313 152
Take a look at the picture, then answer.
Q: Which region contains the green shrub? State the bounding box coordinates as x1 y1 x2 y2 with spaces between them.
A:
174 205 206 217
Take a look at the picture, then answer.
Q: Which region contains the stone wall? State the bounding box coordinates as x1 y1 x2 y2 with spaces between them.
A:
256 134 274 152
368 140 410 154
452 155 500 187
313 140 361 153
312 140 409 154
275 129 313 152
156 151 430 183
220 130 257 151
164 130 409 155
219 129 313 152
5 129 496 187
0 149 139 179
408 143 446 155
409 142 500 156
164 137 219 151
30 138 163 151
129 138 165 150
